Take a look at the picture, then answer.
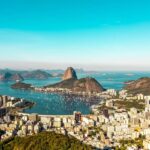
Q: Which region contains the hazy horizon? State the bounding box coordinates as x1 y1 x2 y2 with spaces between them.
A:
0 61 150 72
0 0 150 71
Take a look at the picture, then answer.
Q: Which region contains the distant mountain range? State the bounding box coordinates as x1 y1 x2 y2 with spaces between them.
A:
0 68 102 82
11 67 105 93
0 69 63 81
0 72 24 81
21 70 52 79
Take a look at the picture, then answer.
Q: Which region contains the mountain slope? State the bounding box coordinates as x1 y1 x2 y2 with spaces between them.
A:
46 77 105 93
124 77 150 95
73 77 105 93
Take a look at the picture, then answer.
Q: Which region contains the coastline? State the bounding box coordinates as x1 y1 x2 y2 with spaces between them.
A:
11 83 106 115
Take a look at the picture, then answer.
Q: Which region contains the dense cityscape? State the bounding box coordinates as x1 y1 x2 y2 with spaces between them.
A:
1 69 150 149
1 0 150 149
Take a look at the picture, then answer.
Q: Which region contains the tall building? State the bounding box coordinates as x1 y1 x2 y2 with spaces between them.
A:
2 95 8 107
0 97 3 107
74 111 81 124
145 97 150 112
28 114 38 122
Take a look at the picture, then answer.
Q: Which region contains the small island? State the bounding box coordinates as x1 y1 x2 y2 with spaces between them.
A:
11 82 34 90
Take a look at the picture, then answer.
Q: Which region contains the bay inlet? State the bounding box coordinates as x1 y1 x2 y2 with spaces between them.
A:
0 72 150 115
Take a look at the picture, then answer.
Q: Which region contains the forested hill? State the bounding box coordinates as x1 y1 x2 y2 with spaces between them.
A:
0 131 93 150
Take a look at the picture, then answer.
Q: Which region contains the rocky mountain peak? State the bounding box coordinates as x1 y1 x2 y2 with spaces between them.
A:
62 67 77 81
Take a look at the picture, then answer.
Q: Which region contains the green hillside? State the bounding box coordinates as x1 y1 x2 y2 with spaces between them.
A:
0 132 93 150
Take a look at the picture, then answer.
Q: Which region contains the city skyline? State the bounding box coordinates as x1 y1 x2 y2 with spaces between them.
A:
0 0 150 70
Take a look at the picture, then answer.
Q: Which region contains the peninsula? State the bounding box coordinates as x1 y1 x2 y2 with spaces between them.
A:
45 67 105 93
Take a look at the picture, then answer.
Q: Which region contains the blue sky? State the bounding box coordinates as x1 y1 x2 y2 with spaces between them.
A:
0 0 150 70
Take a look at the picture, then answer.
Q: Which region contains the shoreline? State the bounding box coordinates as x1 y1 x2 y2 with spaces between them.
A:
10 84 106 115
0 91 102 116
0 95 36 116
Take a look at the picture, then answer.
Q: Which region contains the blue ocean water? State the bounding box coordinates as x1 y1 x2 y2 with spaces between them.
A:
0 72 150 115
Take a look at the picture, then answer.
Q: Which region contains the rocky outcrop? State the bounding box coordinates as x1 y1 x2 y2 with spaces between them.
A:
124 77 150 95
0 72 24 81
62 67 77 81
46 67 105 93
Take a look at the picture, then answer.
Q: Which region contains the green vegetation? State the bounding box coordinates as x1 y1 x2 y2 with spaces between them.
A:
1 131 93 150
115 137 144 150
114 100 145 110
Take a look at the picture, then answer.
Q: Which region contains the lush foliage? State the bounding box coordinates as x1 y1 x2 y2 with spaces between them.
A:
114 100 145 110
115 137 144 150
1 132 93 150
